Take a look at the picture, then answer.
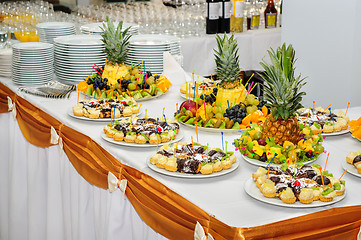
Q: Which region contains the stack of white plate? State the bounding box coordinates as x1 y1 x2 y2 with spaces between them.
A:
0 48 12 77
11 42 54 85
36 22 76 44
125 34 182 74
80 22 139 35
54 35 106 85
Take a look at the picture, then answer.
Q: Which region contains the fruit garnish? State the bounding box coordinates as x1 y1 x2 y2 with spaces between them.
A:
294 180 301 187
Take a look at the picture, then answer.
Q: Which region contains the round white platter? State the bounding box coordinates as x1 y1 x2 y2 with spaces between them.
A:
147 156 239 178
241 154 319 167
321 129 350 137
177 119 242 134
244 178 346 208
101 131 183 148
68 109 141 122
341 160 361 178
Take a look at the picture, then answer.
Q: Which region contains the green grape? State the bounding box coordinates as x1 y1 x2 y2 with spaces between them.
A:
216 112 223 119
128 83 136 91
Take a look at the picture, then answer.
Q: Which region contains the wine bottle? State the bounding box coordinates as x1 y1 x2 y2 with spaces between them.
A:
230 0 244 33
219 0 231 33
264 0 277 28
246 0 260 30
206 0 220 34
279 0 282 27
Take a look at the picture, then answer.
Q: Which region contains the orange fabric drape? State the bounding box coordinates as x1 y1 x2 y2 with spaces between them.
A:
1 81 360 240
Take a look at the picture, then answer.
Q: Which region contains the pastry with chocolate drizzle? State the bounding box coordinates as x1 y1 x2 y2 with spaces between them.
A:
150 142 237 175
103 117 180 145
252 164 345 204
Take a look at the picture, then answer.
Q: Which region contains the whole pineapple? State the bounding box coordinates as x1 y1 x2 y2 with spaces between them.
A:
260 44 306 145
214 33 246 110
100 17 132 85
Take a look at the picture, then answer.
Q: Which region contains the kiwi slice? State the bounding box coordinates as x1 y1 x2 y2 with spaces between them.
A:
321 188 334 196
182 116 190 122
178 116 186 122
185 118 194 124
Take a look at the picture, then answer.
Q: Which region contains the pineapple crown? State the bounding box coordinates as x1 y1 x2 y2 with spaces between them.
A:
100 17 132 64
260 43 306 120
214 33 241 87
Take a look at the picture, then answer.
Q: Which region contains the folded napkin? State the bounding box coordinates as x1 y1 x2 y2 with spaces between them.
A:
163 52 191 86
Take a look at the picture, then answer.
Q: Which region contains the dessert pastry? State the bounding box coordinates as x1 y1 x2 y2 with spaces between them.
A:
298 188 314 204
261 180 277 198
319 187 336 202
345 151 361 174
180 79 217 97
297 108 349 134
251 164 345 204
252 167 268 181
149 142 237 175
103 117 180 145
72 97 139 119
279 187 296 204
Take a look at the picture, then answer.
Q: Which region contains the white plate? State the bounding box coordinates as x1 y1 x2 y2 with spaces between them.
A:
68 109 141 122
12 42 53 50
241 153 319 167
101 131 183 148
37 22 75 29
130 34 180 46
147 156 239 178
80 22 138 33
55 59 105 65
54 35 103 46
321 129 350 136
341 160 361 178
244 178 346 208
177 119 242 134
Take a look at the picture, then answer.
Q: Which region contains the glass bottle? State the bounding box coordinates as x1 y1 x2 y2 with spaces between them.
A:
206 0 220 34
230 0 244 33
219 0 231 33
264 0 277 28
246 0 260 30
279 0 282 27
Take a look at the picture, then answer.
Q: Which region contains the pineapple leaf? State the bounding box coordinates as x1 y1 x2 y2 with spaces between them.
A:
260 44 306 120
100 16 132 64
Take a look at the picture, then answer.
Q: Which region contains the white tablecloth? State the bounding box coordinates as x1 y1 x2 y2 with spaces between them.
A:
1 76 361 239
180 28 281 76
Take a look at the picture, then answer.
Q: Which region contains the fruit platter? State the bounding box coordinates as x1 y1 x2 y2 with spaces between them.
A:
174 34 268 132
103 117 181 145
245 164 346 207
76 18 172 101
296 107 349 135
234 44 326 166
148 141 239 178
175 95 268 132
234 123 324 166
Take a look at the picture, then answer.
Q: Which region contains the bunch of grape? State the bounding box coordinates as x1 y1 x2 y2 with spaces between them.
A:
118 79 131 90
223 94 267 124
223 104 247 124
257 96 268 110
88 77 110 90
200 87 217 104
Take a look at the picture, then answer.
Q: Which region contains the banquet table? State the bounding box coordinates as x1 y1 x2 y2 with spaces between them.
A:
180 28 281 76
1 76 361 240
